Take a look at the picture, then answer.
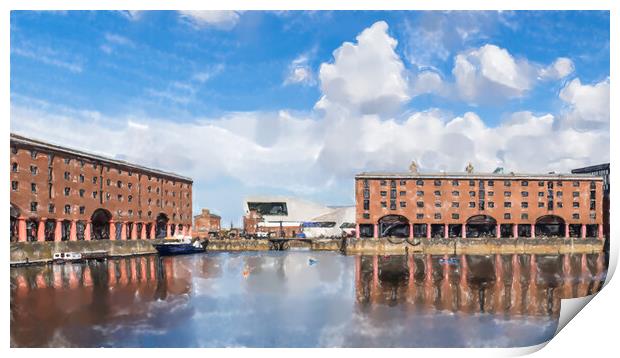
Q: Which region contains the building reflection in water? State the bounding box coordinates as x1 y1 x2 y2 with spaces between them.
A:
354 253 607 318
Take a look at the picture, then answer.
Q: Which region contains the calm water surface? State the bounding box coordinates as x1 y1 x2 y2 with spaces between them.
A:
10 251 607 347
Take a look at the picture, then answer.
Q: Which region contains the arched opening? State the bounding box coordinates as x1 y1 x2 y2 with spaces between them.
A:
126 222 134 240
170 223 176 236
26 218 38 242
10 204 20 243
466 215 497 238
61 220 71 241
378 215 409 238
535 215 565 237
91 208 112 240
359 224 374 238
136 223 143 239
76 220 86 240
45 219 56 241
146 223 153 239
156 213 169 238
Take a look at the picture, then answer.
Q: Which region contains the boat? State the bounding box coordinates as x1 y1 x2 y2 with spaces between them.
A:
152 236 206 256
52 252 83 264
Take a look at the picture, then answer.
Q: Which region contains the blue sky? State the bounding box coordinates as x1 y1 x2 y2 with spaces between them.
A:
10 10 610 225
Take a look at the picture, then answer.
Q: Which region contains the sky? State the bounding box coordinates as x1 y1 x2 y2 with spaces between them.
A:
10 10 610 225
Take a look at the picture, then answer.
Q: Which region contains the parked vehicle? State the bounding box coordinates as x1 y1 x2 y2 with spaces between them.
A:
52 252 83 264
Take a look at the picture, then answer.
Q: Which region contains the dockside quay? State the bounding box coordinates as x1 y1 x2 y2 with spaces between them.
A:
354 170 604 240
10 133 193 244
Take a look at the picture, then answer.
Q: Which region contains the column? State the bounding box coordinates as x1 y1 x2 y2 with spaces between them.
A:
530 223 535 238
426 223 431 239
598 224 603 240
69 220 77 241
373 224 378 239
581 224 586 239
565 224 569 238
166 223 171 238
84 220 91 241
110 220 116 241
141 223 147 240
131 223 138 240
409 223 414 239
355 223 360 239
120 222 127 241
462 223 466 238
513 224 518 239
496 223 500 238
444 223 448 239
18 216 27 243
150 223 156 240
37 218 46 242
55 220 62 242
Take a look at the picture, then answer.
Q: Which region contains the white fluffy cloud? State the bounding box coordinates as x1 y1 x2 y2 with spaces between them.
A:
316 21 410 116
284 55 315 86
558 77 610 130
178 11 243 30
539 57 574 80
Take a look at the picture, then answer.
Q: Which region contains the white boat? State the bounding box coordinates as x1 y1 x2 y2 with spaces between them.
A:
52 252 83 263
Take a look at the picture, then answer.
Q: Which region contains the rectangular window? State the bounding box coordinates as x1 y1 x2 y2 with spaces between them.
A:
556 191 562 197
79 206 85 214
363 200 369 210
416 213 424 219
452 202 459 208
416 179 424 186
504 180 511 186
12 163 18 172
590 200 596 210
573 202 579 208
390 189 397 198
400 180 406 186
390 180 396 188
363 189 370 199
79 189 85 197
572 181 579 187
434 180 441 186
452 190 459 196
521 213 528 220
521 202 528 208
590 213 596 219
434 213 441 219
504 202 512 208
64 158 70 164
31 150 38 159
363 213 370 219
572 213 580 220
417 201 424 208
434 202 441 208
557 181 563 187
48 204 55 213
521 181 528 186
416 190 424 196
469 191 476 197
469 180 475 186
380 191 387 197
538 181 545 187
30 165 38 175
11 181 18 191
64 171 70 180
118 194 123 201
488 180 494 186
452 213 459 219
79 174 84 183
488 191 494 197
64 187 70 196
504 191 511 197
64 205 70 214
434 190 441 196
381 201 387 208
390 200 396 210
399 191 406 196
557 202 563 208
31 183 36 193
573 192 579 197
92 191 98 199
538 202 544 208
363 179 369 188
380 180 387 186
521 191 529 197
93 177 97 184
469 202 475 208
30 202 38 212
452 180 459 186
504 213 511 219
488 202 495 208
538 192 545 197
399 201 406 208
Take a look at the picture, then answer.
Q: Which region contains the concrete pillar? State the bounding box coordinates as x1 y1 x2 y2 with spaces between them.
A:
18 217 27 243
426 223 431 239
373 224 378 239
598 224 603 240
120 222 127 241
85 220 91 241
409 223 414 239
496 223 500 238
141 223 147 240
513 224 518 238
37 218 46 242
166 223 171 238
55 220 62 242
69 220 77 241
356 223 360 239
462 223 466 238
110 220 116 240
444 223 448 239
150 223 156 240
131 223 138 240
581 224 586 239
565 224 569 238
531 223 535 238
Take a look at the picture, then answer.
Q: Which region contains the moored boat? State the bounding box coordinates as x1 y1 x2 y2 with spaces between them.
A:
152 236 206 256
52 252 83 264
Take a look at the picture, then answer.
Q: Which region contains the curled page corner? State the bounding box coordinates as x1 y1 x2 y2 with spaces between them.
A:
555 294 596 336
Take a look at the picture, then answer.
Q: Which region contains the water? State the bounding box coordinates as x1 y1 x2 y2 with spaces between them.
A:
10 251 607 347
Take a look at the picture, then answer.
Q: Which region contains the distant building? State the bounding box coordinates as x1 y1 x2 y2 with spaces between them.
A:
242 196 354 238
572 163 609 240
355 170 604 240
193 209 221 238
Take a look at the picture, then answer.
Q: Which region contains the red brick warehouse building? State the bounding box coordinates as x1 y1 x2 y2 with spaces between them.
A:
10 133 193 243
354 169 604 240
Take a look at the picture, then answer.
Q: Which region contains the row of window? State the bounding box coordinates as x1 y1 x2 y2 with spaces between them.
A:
361 212 594 220
375 189 586 198
377 200 589 209
370 178 594 188
28 202 187 220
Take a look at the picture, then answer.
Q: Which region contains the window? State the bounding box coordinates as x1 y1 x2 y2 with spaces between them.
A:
31 150 38 159
572 181 579 187
590 213 596 219
488 180 494 186
117 168 122 174
399 201 406 208
573 192 579 198
572 213 580 220
504 180 511 186
156 188 160 194
380 180 387 186
106 193 111 201
521 191 529 197
390 189 396 198
79 206 85 214
380 191 387 197
399 191 406 196
416 213 424 219
452 180 459 186
64 158 70 164
363 189 370 199
64 171 70 180
128 195 133 203
64 187 70 196
452 213 459 219
31 183 37 193
48 204 55 213
11 147 17 154
381 201 387 208
11 163 18 172
488 202 495 208
434 180 441 186
148 198 152 205
106 179 111 186
417 201 424 208
590 181 596 189
557 181 563 187
504 202 512 208
117 194 123 201
79 189 85 197
521 213 528 220
400 180 407 185
363 213 370 219
416 179 424 186
11 181 18 191
590 200 596 210
390 200 396 210
538 202 544 208
469 191 476 197
504 213 511 219
148 211 152 217
557 202 563 208
80 160 84 168
93 163 98 170
469 202 475 208
30 165 38 175
93 177 97 184
148 186 152 193
504 191 511 197
488 191 494 197
64 205 70 214
92 191 97 198
538 192 545 197
469 180 475 186
128 171 133 176
434 190 441 196
573 202 579 208
416 190 424 196
363 179 369 188
434 202 441 208
128 210 133 217
521 202 528 208
79 174 84 183
434 213 441 219
128 183 132 190
363 200 369 210
450 190 459 196
521 181 528 186
538 181 545 187
452 202 459 208
30 202 38 212
117 180 123 188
